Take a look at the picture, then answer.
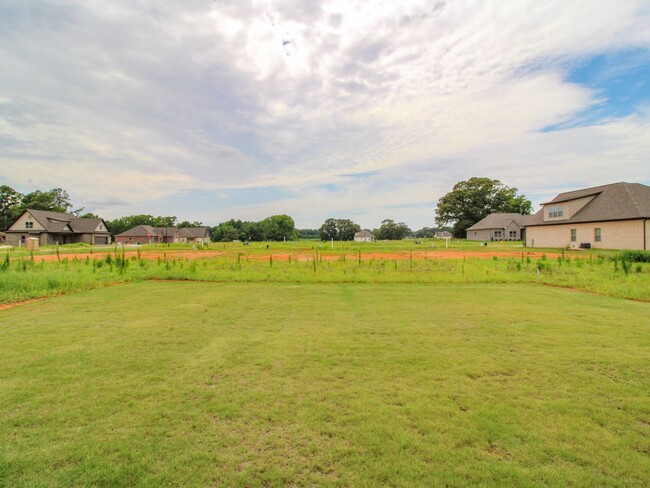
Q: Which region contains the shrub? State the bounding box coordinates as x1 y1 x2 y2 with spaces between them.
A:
618 250 650 263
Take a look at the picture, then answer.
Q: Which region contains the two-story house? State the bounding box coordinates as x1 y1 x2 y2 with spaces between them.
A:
5 209 111 246
525 182 650 250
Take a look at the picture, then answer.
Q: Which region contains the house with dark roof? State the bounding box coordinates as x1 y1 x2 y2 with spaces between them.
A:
525 182 650 250
5 209 111 246
179 227 211 244
466 213 530 241
115 225 210 245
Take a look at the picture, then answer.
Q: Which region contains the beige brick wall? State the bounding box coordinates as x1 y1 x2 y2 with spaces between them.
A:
526 220 647 250
467 229 492 241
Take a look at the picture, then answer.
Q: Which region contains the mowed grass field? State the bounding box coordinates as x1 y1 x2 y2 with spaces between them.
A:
1 281 648 486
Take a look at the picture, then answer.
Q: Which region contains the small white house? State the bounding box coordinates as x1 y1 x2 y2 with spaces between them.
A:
354 229 375 242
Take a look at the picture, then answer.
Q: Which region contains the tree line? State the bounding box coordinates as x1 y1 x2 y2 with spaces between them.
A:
210 215 296 242
2 177 532 241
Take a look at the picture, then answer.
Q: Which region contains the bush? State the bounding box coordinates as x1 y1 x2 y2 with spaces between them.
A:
618 250 650 263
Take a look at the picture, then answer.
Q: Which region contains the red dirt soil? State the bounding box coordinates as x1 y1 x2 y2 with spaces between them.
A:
0 298 45 311
21 249 571 263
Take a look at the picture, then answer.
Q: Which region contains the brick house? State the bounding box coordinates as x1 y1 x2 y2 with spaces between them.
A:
466 213 529 241
115 225 211 245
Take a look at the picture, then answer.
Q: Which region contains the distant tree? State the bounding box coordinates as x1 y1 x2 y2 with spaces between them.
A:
337 219 361 241
79 212 99 219
318 218 338 241
210 222 240 242
413 226 453 238
435 177 532 237
177 220 203 228
375 219 411 240
296 228 319 240
21 187 74 213
260 214 296 241
318 218 361 241
0 185 24 231
209 215 295 242
106 215 177 237
239 221 263 241
414 227 435 238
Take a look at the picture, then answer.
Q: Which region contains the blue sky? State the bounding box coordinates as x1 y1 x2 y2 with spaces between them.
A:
1 1 649 230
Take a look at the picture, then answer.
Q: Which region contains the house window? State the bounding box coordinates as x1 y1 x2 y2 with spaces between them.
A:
494 230 502 240
548 205 564 218
509 230 517 240
99 224 103 230
25 221 33 229
595 228 601 242
570 229 576 242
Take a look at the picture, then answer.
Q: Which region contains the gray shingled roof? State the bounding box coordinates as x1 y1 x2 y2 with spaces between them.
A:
179 227 209 238
69 218 109 234
153 227 179 237
115 225 157 237
466 213 528 231
529 182 650 226
355 229 374 238
26 209 76 233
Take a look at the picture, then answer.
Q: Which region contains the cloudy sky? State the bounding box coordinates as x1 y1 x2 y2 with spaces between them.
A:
1 1 649 229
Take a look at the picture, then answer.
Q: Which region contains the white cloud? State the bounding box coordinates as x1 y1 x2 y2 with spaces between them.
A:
1 0 649 227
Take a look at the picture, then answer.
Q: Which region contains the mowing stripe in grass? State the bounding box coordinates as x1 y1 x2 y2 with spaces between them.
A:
1 281 648 486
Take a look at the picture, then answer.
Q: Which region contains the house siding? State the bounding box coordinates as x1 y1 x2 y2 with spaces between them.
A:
526 220 646 250
504 221 521 240
11 211 46 231
115 235 151 245
544 195 596 222
467 229 492 241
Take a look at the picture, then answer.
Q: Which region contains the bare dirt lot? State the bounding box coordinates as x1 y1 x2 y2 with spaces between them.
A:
25 249 570 263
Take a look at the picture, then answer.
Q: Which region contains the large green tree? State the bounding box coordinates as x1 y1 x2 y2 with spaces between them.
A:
318 218 338 241
210 222 241 242
260 214 296 241
0 185 24 231
21 188 74 213
318 218 361 241
374 219 411 240
435 177 532 237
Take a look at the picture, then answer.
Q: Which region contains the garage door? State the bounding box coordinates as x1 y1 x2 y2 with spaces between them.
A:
95 236 108 245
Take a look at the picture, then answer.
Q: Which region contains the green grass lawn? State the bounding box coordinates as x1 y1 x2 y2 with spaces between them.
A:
1 281 648 486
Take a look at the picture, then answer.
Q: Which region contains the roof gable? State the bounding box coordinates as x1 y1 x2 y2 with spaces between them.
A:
69 218 109 234
23 209 75 232
535 182 650 225
466 213 528 231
